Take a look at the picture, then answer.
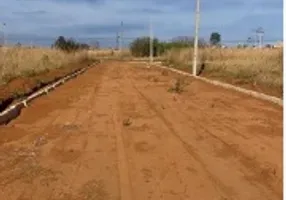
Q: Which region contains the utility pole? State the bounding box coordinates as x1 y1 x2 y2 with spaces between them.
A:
119 21 123 52
149 17 153 66
192 0 200 76
116 32 119 50
255 31 258 47
1 22 6 78
1 23 6 47
251 29 257 47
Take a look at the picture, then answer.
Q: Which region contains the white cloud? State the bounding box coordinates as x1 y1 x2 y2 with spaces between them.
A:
0 0 282 45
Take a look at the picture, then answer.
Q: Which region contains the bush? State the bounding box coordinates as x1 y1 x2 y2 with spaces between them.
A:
53 36 90 53
129 37 161 57
129 36 207 58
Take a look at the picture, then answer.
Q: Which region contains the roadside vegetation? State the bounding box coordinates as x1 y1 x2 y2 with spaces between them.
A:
0 36 98 84
0 36 99 110
0 48 92 84
0 31 282 109
129 32 283 98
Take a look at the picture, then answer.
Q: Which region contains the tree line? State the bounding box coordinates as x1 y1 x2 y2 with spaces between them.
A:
130 32 221 57
52 36 99 52
51 32 222 56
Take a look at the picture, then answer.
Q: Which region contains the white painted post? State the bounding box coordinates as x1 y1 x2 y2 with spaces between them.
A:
192 0 200 76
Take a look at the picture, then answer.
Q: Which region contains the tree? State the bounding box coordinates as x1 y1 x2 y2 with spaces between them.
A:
79 43 90 50
171 36 207 48
54 36 66 50
237 43 247 49
246 37 255 47
210 32 221 46
53 36 89 53
129 36 208 57
129 37 160 57
265 44 273 48
91 41 100 49
15 42 22 48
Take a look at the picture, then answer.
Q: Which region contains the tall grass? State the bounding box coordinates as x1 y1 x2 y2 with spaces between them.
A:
0 47 93 83
88 49 131 58
164 47 283 96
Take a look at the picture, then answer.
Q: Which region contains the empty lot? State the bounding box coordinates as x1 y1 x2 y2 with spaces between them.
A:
0 61 282 200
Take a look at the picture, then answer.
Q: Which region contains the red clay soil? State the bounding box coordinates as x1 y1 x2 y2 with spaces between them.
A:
0 60 95 110
0 61 282 200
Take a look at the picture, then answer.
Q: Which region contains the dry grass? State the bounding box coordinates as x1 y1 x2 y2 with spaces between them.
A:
0 47 94 84
88 49 164 61
88 49 131 59
164 47 283 97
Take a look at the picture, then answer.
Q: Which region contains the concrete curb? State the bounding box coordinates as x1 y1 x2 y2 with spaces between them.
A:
0 65 93 125
154 64 283 107
128 60 282 107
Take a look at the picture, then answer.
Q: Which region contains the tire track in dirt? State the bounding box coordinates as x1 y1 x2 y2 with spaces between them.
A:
63 67 107 193
154 66 282 153
0 66 104 146
113 85 135 200
112 65 164 200
0 77 100 200
1 87 83 198
111 62 281 200
92 64 134 200
154 98 281 198
112 111 134 200
47 63 132 200
116 64 188 199
41 64 121 200
127 65 281 200
179 96 282 153
30 86 98 198
131 66 281 158
134 87 280 199
0 61 282 200
168 74 282 194
129 78 234 199
116 64 233 199
45 66 107 193
0 64 121 200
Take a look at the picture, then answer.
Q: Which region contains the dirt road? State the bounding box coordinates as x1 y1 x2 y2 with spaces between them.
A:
0 61 282 200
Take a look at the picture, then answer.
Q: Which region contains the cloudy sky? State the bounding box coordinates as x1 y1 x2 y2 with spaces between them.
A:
0 0 283 47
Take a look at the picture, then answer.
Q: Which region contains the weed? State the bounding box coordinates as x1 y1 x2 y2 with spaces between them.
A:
163 47 282 97
122 118 132 126
2 73 16 83
151 77 159 82
13 88 26 98
161 70 168 76
22 70 37 78
168 78 185 94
